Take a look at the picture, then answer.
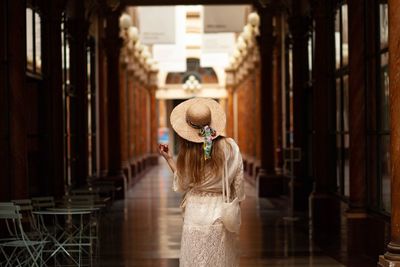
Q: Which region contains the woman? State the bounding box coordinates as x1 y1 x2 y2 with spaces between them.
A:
158 98 245 267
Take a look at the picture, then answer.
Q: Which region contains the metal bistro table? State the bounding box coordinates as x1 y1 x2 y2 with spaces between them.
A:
33 208 96 266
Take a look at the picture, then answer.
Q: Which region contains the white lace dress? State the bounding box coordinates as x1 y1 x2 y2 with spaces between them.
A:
173 138 245 267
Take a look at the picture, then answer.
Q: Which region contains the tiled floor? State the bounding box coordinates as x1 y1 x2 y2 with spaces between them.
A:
98 161 345 267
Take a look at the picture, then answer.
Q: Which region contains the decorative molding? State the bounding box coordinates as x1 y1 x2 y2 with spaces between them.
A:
226 71 235 86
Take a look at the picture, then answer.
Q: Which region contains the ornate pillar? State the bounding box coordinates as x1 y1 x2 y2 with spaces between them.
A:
343 0 370 256
225 69 235 138
40 0 65 196
149 70 159 165
119 61 131 184
378 0 400 265
67 0 89 187
256 4 281 197
348 0 368 213
309 0 340 235
105 10 126 198
8 0 28 199
98 13 109 178
289 10 313 211
0 0 28 199
0 0 9 200
133 75 140 174
128 67 136 180
254 53 261 177
271 18 283 176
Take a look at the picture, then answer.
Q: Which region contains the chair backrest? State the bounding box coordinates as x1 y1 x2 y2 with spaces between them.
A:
12 199 33 211
11 199 38 231
0 203 24 239
64 194 97 207
31 196 55 210
91 180 117 200
0 202 21 219
70 188 99 196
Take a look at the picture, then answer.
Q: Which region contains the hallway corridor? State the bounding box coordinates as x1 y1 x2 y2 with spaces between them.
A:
98 161 345 267
2 1 400 265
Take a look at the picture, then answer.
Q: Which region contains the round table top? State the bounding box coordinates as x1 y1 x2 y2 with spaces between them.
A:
33 209 91 215
47 207 101 212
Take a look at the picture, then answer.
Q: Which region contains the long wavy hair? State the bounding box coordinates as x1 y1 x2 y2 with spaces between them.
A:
176 136 230 186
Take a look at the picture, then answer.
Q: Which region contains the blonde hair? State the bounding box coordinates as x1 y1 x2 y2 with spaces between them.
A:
176 136 230 186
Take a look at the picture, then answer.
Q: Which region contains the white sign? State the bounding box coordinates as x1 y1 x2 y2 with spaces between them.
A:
202 33 236 53
200 53 229 68
138 6 176 44
200 33 235 68
153 44 186 72
203 5 249 33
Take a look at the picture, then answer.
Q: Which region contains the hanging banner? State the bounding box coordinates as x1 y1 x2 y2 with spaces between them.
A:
203 5 249 33
138 6 176 44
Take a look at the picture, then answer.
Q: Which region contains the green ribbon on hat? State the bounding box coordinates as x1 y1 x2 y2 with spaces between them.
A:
199 125 217 160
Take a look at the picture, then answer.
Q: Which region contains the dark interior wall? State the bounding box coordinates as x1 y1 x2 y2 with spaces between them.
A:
0 0 10 201
0 0 42 199
25 77 42 196
0 0 67 200
38 0 66 198
7 0 29 199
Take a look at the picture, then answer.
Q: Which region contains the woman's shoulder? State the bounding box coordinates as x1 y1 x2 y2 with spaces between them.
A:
222 137 240 152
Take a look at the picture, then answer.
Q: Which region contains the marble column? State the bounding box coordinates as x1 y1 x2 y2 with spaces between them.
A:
105 10 126 198
309 0 340 235
256 5 282 197
378 0 400 265
348 0 368 213
346 0 373 256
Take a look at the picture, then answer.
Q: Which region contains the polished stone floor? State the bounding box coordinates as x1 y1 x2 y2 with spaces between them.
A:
97 161 346 267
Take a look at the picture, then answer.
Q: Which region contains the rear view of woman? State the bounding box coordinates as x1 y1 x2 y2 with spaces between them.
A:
159 98 245 267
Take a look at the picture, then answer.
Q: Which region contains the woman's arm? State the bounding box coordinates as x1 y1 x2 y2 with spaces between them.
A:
158 144 177 173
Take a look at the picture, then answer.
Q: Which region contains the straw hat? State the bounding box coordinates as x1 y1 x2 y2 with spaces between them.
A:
170 98 226 143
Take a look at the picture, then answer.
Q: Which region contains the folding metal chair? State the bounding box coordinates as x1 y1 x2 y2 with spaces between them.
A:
0 203 47 267
31 196 59 239
31 196 55 211
11 199 41 239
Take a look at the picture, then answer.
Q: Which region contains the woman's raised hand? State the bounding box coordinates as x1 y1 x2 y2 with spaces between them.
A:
158 144 172 160
158 143 176 173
